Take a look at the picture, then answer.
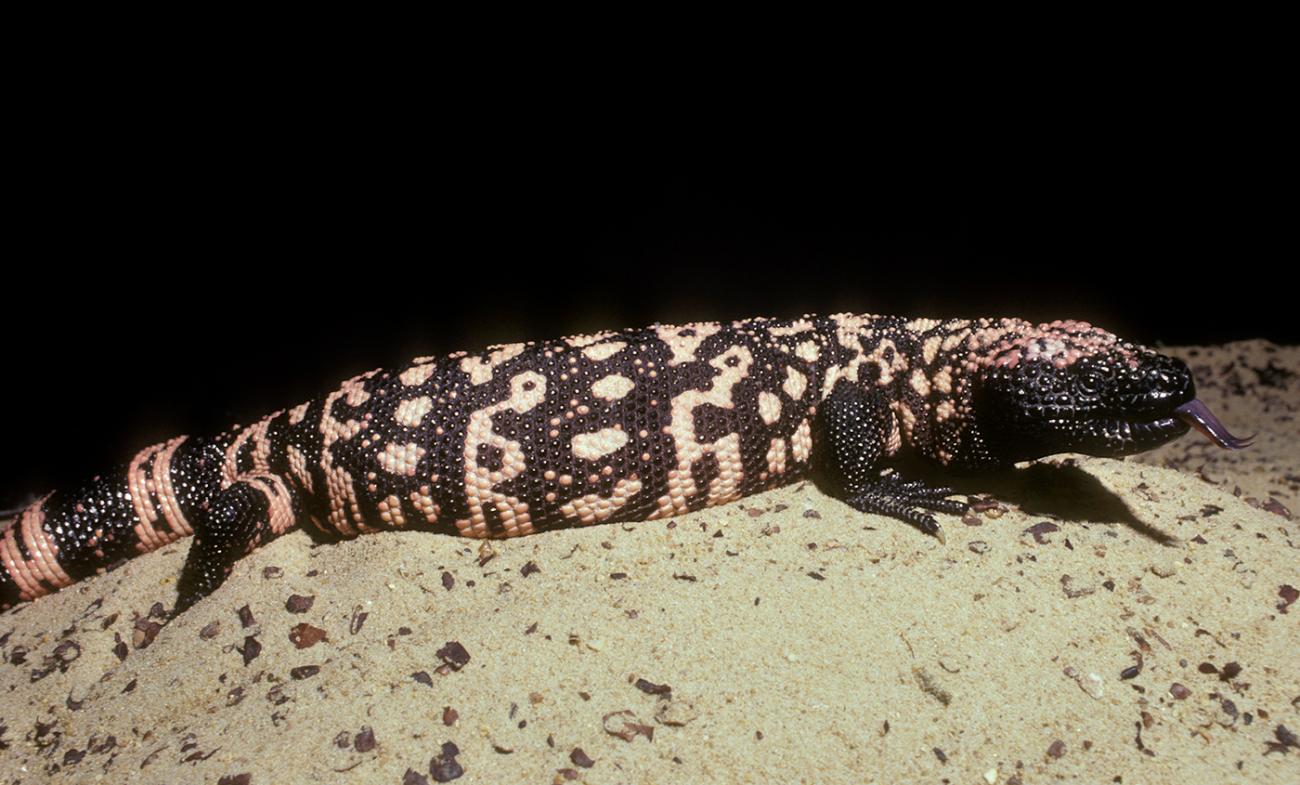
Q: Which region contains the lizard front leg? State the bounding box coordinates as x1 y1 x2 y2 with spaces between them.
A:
814 379 966 543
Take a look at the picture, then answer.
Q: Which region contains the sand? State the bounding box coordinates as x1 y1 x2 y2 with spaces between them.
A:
1 341 1296 785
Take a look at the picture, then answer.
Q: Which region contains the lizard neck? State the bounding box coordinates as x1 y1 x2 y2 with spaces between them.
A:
815 314 1032 468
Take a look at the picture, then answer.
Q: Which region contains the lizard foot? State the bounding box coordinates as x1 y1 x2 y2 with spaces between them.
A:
844 471 968 544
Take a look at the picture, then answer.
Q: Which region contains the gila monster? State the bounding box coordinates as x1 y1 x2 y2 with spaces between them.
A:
0 314 1251 614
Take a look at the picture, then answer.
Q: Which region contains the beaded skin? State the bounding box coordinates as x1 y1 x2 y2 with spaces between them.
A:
1 313 1210 612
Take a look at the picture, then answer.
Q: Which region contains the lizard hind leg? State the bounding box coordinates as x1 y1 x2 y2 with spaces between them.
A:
175 473 300 613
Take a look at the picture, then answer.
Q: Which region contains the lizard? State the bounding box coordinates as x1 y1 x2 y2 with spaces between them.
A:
0 313 1251 614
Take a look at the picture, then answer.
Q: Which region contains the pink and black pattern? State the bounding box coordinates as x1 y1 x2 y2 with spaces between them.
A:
0 314 1250 613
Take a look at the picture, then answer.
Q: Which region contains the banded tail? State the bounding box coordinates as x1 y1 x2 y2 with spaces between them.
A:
0 436 225 610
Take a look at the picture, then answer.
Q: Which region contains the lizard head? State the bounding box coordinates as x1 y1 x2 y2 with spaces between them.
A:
959 321 1251 466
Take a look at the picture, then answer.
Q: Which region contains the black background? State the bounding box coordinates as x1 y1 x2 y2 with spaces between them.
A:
1 115 1290 509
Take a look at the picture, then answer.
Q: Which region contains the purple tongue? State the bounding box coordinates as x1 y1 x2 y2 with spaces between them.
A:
1174 399 1254 450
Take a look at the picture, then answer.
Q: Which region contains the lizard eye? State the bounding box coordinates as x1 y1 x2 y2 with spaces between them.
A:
1075 371 1104 396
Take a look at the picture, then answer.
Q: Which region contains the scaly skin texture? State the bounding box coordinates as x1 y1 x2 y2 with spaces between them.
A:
0 314 1205 613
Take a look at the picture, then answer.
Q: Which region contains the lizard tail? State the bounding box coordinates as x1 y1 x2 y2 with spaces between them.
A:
0 436 225 611
1 494 83 609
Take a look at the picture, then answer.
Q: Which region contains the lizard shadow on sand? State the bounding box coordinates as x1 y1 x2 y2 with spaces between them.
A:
891 458 1179 545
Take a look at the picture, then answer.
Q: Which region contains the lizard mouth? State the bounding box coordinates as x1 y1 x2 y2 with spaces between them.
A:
1173 399 1254 449
1090 412 1190 453
1089 398 1252 454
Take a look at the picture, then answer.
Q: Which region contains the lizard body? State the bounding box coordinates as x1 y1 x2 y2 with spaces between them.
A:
0 313 1248 613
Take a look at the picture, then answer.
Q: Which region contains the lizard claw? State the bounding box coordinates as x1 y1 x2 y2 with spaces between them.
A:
844 486 957 544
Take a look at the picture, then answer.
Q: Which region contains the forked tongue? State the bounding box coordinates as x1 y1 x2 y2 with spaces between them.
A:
1174 399 1254 450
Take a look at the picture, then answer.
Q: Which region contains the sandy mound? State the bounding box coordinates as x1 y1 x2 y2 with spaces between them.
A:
2 342 1296 785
